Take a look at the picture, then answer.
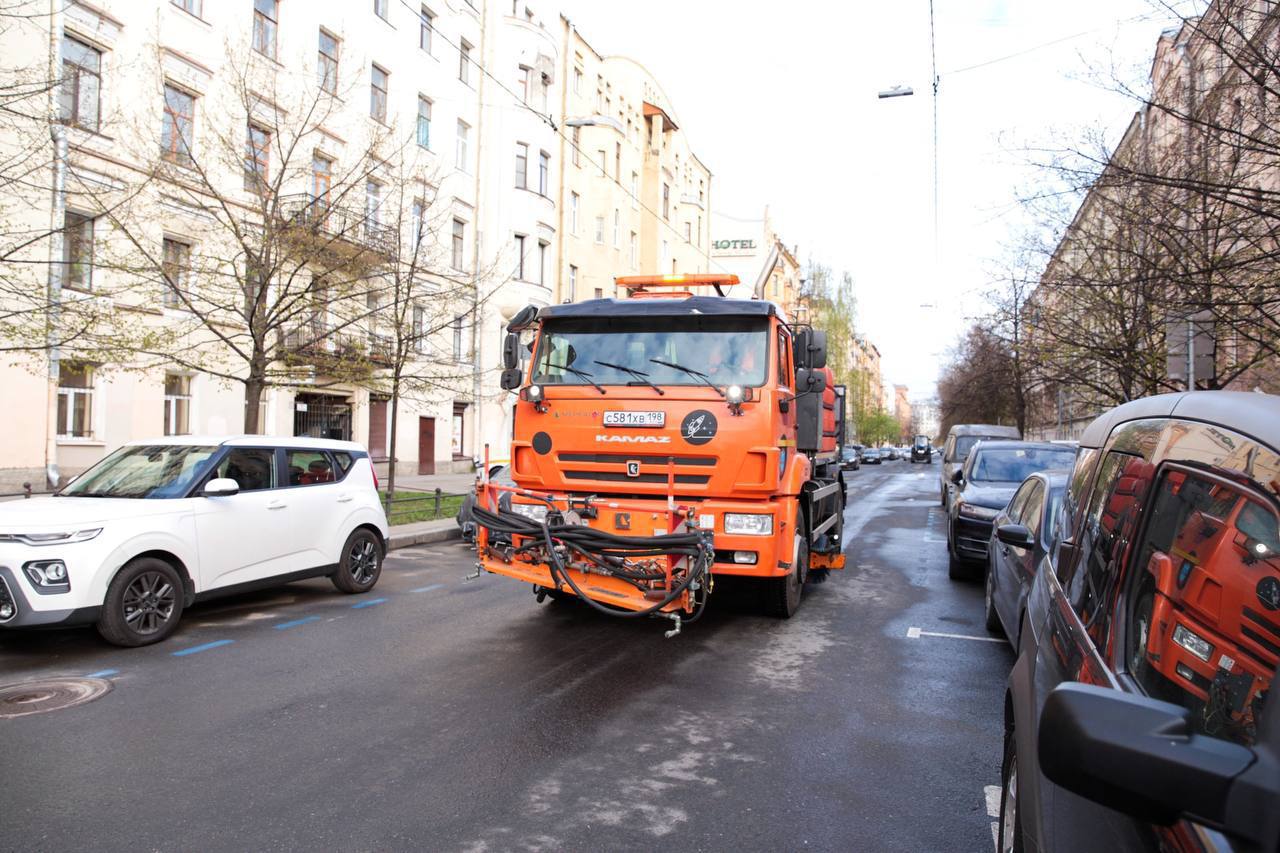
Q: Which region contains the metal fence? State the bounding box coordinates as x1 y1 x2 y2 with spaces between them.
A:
382 488 467 526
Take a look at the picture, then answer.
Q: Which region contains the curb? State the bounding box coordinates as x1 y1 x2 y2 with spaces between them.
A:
388 525 462 551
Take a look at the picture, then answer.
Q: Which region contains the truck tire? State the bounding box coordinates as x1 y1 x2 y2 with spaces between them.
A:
765 536 806 618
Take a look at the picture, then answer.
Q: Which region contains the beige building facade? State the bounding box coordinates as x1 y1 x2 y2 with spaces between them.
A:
709 207 802 320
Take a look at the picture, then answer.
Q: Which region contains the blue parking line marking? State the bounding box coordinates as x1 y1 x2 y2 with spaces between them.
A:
351 597 387 609
171 639 234 657
85 669 118 678
274 616 322 630
410 584 443 593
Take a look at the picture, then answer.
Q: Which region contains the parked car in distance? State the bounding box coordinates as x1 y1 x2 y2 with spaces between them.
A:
882 447 897 461
940 423 1022 510
860 447 882 465
911 434 933 464
0 437 389 647
839 446 861 471
1002 391 1280 853
946 441 1076 580
984 469 1068 647
457 464 514 540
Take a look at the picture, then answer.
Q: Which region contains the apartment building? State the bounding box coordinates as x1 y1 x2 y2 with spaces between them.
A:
555 19 711 303
710 207 802 319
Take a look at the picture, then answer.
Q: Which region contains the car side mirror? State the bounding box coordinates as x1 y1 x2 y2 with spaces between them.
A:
1038 683 1259 829
951 469 964 485
203 477 240 497
997 523 1034 549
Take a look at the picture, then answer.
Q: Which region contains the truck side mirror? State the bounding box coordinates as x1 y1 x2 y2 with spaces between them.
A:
502 333 520 370
499 368 522 391
808 330 827 369
507 304 539 332
793 329 812 369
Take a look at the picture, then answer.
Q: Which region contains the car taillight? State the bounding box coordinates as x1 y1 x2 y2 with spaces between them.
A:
370 460 380 491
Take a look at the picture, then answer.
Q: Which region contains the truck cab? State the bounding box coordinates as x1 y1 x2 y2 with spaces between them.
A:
474 275 846 632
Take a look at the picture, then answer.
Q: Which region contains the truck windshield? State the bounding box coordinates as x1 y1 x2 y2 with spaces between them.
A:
59 444 220 499
532 316 769 387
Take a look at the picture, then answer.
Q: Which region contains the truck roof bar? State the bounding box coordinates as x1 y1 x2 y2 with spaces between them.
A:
615 274 741 297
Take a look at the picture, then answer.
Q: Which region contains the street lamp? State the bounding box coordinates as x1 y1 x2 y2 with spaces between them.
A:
877 85 914 99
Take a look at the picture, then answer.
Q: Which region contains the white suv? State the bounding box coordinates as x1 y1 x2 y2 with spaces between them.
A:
0 437 390 647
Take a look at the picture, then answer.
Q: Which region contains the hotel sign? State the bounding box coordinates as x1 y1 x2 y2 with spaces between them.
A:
712 239 757 251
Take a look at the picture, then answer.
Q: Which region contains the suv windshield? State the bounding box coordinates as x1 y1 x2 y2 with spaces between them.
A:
969 447 1076 483
59 444 220 499
532 316 769 387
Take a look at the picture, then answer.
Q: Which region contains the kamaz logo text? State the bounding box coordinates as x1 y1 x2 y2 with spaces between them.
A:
595 434 671 444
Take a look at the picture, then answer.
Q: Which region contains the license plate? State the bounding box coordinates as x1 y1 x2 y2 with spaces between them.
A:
603 410 665 428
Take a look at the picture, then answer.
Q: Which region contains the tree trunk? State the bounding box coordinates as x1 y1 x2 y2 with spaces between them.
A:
243 352 267 433
385 369 401 508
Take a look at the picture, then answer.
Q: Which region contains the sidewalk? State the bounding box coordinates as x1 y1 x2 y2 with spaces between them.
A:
387 517 462 550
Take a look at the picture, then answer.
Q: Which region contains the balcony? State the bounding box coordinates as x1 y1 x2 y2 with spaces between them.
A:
277 194 397 260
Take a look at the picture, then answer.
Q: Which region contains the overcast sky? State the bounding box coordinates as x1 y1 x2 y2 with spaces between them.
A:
558 0 1198 400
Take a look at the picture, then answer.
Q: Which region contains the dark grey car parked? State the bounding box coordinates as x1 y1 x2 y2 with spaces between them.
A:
1001 391 1280 853
984 470 1069 647
940 423 1021 510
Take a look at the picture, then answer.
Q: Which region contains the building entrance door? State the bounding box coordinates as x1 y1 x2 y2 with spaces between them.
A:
417 417 435 475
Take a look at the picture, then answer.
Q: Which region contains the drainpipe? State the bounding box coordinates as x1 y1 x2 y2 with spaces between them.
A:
469 3 490 468
45 0 66 490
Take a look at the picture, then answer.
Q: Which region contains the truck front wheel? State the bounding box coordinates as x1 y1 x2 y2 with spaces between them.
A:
765 534 807 618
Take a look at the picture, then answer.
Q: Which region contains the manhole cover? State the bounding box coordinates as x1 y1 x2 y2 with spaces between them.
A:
0 677 112 719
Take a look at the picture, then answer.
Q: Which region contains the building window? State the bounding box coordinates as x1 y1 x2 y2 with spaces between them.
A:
451 218 465 269
455 120 469 170
571 127 580 166
573 66 582 94
452 315 464 360
514 234 526 280
538 150 549 195
684 221 691 243
171 0 202 15
318 30 339 93
252 0 278 59
162 238 191 308
593 287 603 300
452 403 467 457
374 0 389 19
517 66 530 102
161 84 195 166
614 142 621 180
370 64 388 122
57 362 94 438
568 264 577 300
419 6 435 53
164 373 191 435
412 304 425 352
63 211 94 291
59 35 101 132
629 231 637 268
594 215 604 245
538 241 547 285
417 95 432 148
613 209 620 247
244 123 270 190
596 149 606 176
459 40 472 84
411 199 425 247
311 154 333 202
630 171 638 204
515 142 528 188
662 183 670 220
696 215 702 247
365 180 382 237
570 192 579 234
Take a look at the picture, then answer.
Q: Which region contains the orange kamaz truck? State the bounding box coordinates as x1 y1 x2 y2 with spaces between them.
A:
470 274 847 636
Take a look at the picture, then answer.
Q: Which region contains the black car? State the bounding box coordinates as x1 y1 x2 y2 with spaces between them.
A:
946 441 1077 580
984 470 1068 646
1002 391 1280 853
860 447 882 465
911 434 932 463
840 445 861 471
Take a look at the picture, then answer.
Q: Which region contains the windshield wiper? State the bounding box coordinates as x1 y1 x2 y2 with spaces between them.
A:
592 360 665 395
648 358 726 398
541 361 607 395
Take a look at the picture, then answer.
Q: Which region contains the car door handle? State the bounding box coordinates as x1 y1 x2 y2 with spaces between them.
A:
267 501 287 510
337 494 353 503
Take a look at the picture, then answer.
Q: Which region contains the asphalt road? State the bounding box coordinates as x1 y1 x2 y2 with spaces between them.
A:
0 462 1014 852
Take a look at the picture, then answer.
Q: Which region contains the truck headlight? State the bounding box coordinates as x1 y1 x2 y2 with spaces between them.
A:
1173 624 1213 662
957 504 999 521
23 560 70 589
726 385 744 404
724 513 773 536
510 502 549 523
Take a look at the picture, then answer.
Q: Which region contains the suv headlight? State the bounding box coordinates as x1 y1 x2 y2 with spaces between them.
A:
0 528 102 546
957 504 999 521
23 560 70 590
510 503 549 523
724 513 773 536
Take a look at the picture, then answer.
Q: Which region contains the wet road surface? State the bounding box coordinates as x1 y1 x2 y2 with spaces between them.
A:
0 463 1014 851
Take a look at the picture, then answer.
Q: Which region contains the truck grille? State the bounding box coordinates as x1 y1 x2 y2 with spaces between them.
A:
556 452 716 487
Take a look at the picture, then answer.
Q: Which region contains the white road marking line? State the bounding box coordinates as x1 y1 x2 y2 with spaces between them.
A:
985 785 1000 817
906 626 1004 643
992 821 999 851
